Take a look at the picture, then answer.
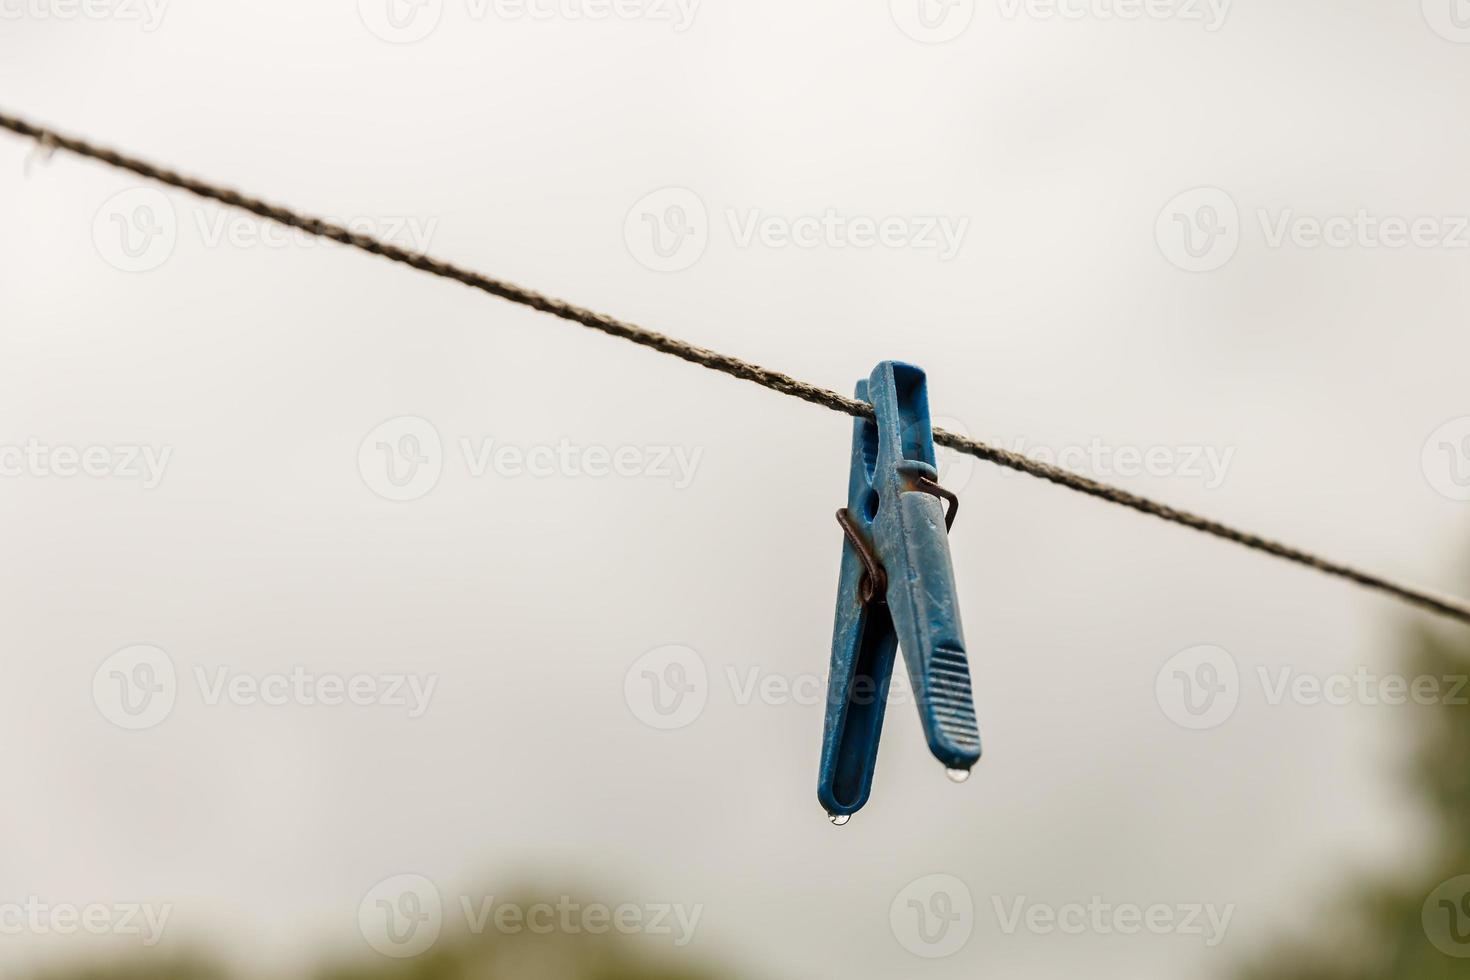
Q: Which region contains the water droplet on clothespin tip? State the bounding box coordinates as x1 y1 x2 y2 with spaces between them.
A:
945 768 971 784
828 813 851 827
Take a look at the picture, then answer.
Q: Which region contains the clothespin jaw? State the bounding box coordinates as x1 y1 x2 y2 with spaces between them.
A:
817 361 981 821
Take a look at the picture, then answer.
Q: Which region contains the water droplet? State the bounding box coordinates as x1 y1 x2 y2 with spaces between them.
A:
828 813 851 827
946 767 971 784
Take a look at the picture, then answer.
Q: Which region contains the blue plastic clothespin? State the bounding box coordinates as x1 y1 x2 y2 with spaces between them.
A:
818 361 981 823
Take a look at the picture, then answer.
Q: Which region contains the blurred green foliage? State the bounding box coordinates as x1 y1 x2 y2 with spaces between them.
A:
28 897 737 980
31 954 232 980
1238 624 1470 979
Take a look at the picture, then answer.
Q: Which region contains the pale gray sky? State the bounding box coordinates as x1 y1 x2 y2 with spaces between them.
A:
3 2 1470 977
